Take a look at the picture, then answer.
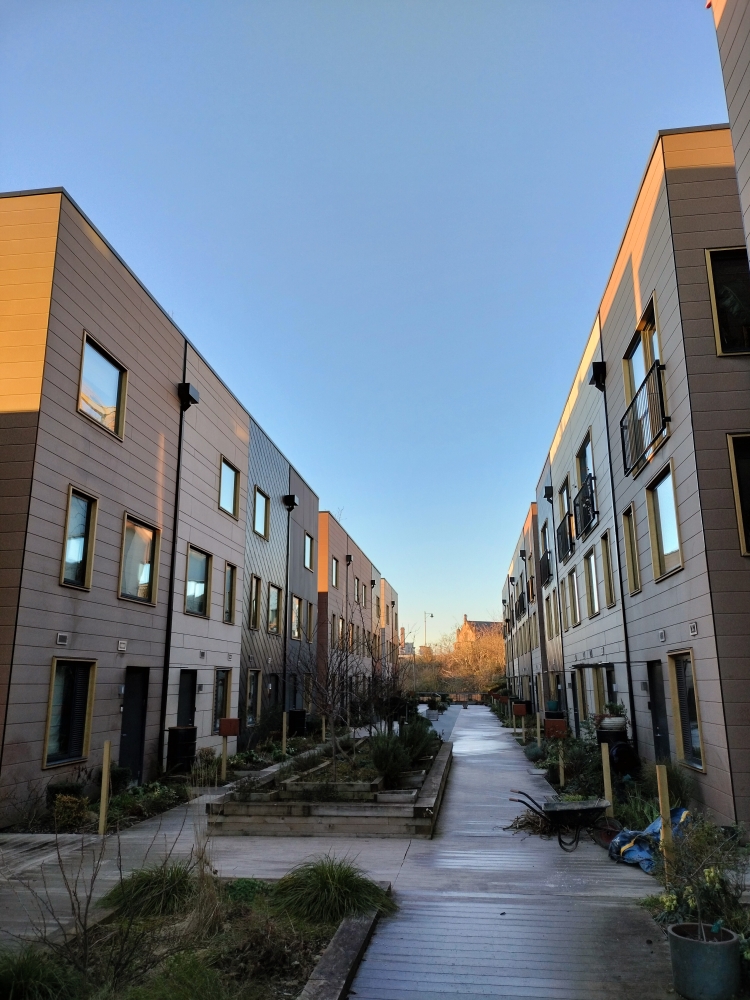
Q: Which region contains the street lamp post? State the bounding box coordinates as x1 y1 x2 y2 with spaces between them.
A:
423 611 433 649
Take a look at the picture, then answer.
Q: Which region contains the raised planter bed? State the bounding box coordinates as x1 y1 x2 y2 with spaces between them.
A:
207 741 453 838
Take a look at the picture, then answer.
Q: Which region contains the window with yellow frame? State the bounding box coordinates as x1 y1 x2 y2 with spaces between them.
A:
43 659 97 768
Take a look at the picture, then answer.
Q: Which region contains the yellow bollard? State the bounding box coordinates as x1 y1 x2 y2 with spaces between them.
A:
656 764 673 864
282 711 288 755
521 714 526 744
98 740 111 836
221 735 228 783
558 743 565 788
600 742 614 818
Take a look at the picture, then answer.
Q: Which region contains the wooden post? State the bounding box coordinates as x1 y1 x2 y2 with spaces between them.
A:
536 712 541 745
600 742 614 818
282 711 288 755
512 710 517 736
321 717 326 743
558 743 565 788
98 740 111 837
521 714 526 744
221 735 228 782
656 763 673 862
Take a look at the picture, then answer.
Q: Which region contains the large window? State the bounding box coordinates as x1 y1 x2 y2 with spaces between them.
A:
706 247 750 355
552 587 560 636
219 459 239 517
213 668 230 734
583 549 599 617
568 570 580 627
622 505 641 594
249 575 261 630
186 546 211 616
354 577 360 603
361 585 366 609
44 660 95 766
671 653 703 768
306 601 314 641
647 465 682 579
291 595 302 639
61 488 97 589
304 533 314 570
624 303 659 402
561 579 569 631
253 488 269 538
79 336 127 436
223 563 236 624
267 584 281 634
120 516 158 603
332 556 339 588
728 435 750 554
577 433 593 483
601 532 615 607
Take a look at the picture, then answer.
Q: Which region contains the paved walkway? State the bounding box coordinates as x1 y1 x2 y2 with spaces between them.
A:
0 707 674 999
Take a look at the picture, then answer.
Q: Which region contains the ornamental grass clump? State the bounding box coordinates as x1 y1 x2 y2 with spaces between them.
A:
273 854 396 924
370 733 410 786
0 945 82 1000
122 952 228 1000
101 859 197 919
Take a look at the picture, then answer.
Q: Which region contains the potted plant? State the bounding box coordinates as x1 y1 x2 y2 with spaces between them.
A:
653 817 745 1000
596 702 628 745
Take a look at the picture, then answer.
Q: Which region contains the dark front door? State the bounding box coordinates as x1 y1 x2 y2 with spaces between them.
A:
177 670 197 727
648 660 670 760
119 667 149 784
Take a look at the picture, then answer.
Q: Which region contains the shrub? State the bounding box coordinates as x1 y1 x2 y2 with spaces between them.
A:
53 794 89 832
616 785 659 831
399 716 439 764
101 860 197 918
273 854 396 923
639 759 695 810
0 946 81 999
123 953 227 1000
370 734 410 787
108 782 184 822
224 877 270 906
109 764 132 795
45 781 83 809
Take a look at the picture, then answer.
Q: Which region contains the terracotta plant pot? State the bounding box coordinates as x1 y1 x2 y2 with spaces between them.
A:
667 923 740 1000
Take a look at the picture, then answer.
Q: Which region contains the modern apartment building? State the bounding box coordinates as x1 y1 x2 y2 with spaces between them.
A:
502 504 543 709
0 187 395 812
504 124 750 826
379 577 400 672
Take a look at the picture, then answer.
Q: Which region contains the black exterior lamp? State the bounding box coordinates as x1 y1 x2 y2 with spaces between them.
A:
282 494 299 513
519 549 527 561
346 554 353 566
509 576 516 586
544 485 554 503
371 579 376 588
177 382 200 411
589 361 606 392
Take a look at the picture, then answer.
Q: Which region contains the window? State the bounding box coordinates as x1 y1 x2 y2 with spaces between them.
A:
186 546 211 616
291 595 302 639
44 660 95 766
253 488 269 538
544 595 553 639
583 550 599 617
568 570 580 626
576 669 589 721
671 653 703 767
647 465 682 578
376 595 381 620
362 585 366 609
601 532 616 607
213 669 230 733
622 505 641 594
552 587 560 636
223 563 236 624
624 302 659 402
728 435 750 554
246 671 259 726
267 584 281 634
354 577 360 603
61 488 97 589
249 575 261 630
561 579 569 631
577 433 593 484
331 613 336 648
304 533 314 570
78 336 126 436
306 601 314 641
120 516 159 603
559 478 571 521
219 459 239 517
332 557 339 588
706 247 750 354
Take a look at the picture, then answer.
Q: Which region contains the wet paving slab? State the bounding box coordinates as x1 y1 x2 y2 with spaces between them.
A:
348 706 673 1000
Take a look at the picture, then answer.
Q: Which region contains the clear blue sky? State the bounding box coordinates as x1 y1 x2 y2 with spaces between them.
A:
0 2 729 645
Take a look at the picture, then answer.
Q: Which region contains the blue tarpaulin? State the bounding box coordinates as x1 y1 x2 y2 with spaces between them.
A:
608 807 690 872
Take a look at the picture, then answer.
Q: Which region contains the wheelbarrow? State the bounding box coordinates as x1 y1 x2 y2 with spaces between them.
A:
510 789 611 852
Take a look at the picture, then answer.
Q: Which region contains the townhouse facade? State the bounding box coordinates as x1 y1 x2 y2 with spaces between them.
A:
504 124 750 826
0 187 396 810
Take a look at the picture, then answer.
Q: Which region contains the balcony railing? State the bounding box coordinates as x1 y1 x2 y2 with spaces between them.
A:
540 549 553 587
620 360 669 476
573 474 597 538
515 593 527 620
556 514 574 563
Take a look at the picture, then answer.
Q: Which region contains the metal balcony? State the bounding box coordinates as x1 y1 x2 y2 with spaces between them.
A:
573 474 598 538
540 549 553 587
556 514 574 563
620 361 669 476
